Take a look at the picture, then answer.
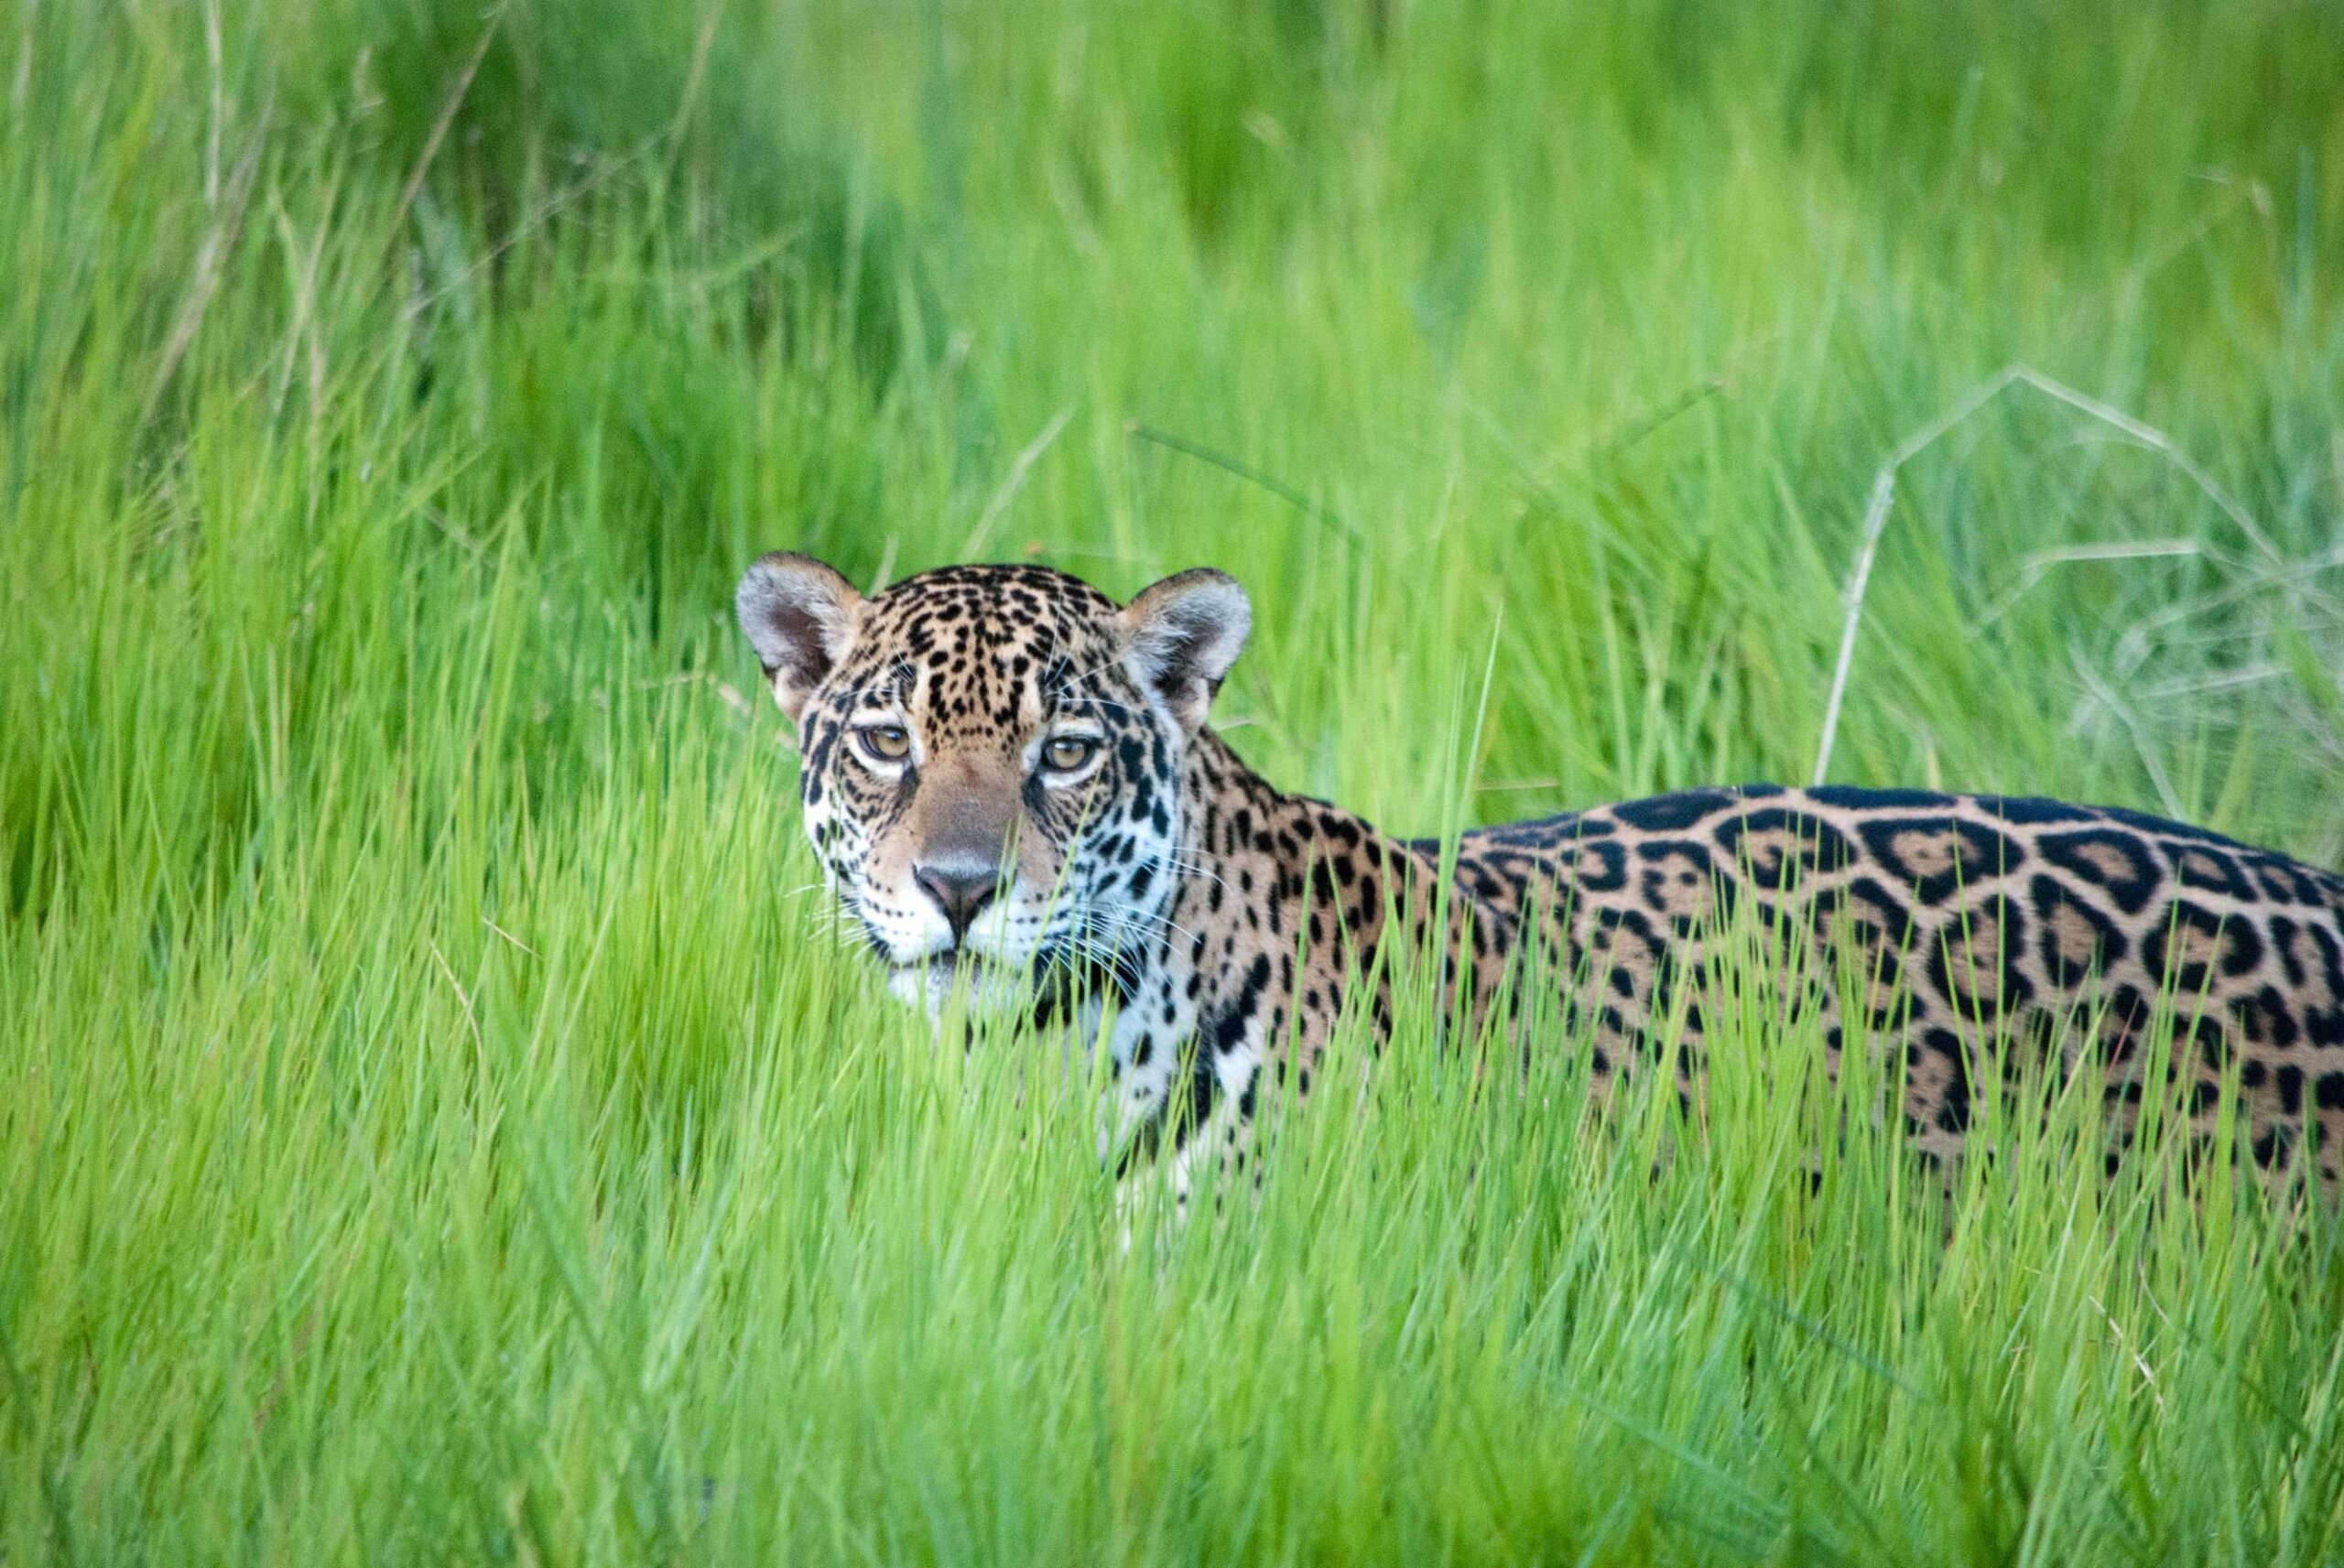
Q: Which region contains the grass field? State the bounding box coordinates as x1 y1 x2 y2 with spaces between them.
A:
7 1 2344 1561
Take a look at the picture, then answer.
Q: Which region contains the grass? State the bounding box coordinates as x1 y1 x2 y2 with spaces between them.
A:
5 0 2344 1561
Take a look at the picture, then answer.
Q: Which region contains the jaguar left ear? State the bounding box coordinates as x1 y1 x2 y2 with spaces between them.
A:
1121 568 1251 734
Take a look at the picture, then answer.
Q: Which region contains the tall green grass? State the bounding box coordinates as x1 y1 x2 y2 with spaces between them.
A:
5 1 2344 1561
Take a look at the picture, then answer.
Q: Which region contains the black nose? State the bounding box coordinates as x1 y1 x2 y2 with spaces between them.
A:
913 860 1000 943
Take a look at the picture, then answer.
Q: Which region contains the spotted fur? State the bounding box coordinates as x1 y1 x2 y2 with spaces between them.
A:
739 557 2344 1203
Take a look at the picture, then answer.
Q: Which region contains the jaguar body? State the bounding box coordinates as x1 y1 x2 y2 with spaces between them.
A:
737 555 2344 1203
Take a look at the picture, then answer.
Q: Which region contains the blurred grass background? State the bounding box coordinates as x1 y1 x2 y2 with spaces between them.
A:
4 1 2343 1562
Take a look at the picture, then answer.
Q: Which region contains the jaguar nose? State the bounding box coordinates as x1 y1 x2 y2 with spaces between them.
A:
913 860 1001 945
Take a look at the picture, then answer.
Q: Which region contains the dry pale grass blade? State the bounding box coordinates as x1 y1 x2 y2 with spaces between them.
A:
1970 540 2203 631
2067 648 2187 818
1811 365 2283 786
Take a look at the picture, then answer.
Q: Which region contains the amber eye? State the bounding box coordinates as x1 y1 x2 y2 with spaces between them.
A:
1040 735 1099 774
854 724 912 763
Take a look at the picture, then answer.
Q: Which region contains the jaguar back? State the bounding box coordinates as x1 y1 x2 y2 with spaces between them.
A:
1439 785 2344 1181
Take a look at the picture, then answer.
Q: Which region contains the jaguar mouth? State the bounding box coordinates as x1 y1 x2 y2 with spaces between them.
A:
884 943 1134 1026
884 947 1037 1020
893 948 1019 990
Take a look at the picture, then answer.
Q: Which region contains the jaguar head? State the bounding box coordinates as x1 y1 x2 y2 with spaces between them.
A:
736 555 1249 1018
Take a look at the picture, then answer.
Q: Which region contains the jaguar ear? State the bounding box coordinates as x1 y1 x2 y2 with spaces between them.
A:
736 552 864 722
1121 568 1251 734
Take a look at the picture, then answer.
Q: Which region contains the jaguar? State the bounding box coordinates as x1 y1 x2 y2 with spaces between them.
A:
736 553 2344 1206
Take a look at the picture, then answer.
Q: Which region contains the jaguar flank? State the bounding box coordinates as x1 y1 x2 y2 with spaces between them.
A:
737 555 2344 1207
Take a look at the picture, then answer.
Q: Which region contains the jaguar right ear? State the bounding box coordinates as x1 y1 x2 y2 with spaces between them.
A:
736 552 864 722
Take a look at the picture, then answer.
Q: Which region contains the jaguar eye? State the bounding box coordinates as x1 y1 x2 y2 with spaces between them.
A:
1040 735 1099 774
855 724 912 763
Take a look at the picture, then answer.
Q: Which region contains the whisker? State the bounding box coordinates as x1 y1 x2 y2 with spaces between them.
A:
1158 856 1234 894
1080 905 1201 951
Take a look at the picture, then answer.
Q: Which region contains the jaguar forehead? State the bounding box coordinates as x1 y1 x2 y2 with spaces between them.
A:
827 564 1134 730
